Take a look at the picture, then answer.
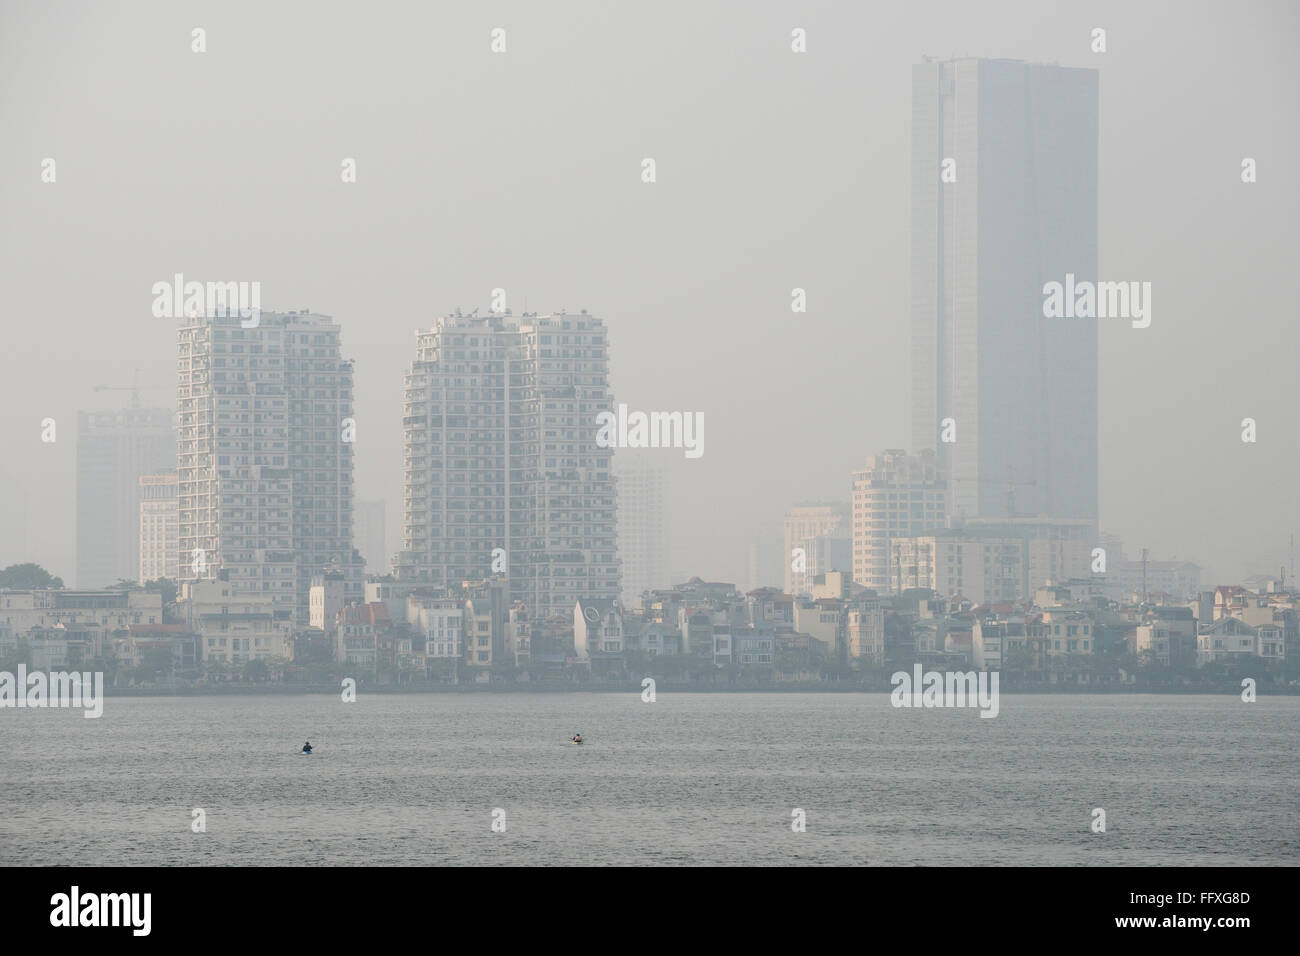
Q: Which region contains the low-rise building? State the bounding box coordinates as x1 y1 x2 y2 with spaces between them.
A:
123 623 201 672
1197 616 1286 666
846 599 886 665
310 571 347 634
1036 606 1097 657
506 602 530 669
0 588 164 635
792 598 842 654
575 598 624 658
972 618 1027 671
1134 607 1197 668
335 602 390 667
626 621 681 657
732 627 773 666
182 577 293 665
407 594 462 661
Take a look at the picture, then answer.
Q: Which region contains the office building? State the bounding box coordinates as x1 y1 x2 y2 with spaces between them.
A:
910 57 1099 523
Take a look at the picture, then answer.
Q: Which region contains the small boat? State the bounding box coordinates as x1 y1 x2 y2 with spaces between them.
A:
298 750 313 756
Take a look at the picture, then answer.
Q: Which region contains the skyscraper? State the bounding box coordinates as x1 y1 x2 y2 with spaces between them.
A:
177 311 362 626
616 455 670 604
76 407 175 587
910 57 1099 524
397 311 620 621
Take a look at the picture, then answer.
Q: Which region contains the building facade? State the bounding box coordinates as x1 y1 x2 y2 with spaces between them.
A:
138 472 179 583
891 529 1025 605
176 311 363 627
851 449 948 592
76 407 175 587
910 57 1099 523
784 503 850 596
616 455 670 605
396 311 620 621
181 576 294 665
355 498 389 576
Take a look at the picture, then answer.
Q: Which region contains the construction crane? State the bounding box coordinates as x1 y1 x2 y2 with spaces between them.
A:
92 368 168 409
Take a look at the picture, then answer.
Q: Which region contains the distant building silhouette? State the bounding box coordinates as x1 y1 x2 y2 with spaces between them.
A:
76 407 175 587
910 57 1099 524
783 503 849 596
616 456 669 604
355 498 388 575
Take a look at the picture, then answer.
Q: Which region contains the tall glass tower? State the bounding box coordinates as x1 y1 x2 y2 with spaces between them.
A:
910 58 1099 525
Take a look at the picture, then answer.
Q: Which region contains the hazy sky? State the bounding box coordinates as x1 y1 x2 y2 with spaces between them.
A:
1 0 1297 587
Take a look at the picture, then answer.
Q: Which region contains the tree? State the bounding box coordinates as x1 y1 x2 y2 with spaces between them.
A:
776 645 811 678
144 578 182 624
144 578 178 607
0 639 32 671
94 649 121 687
139 646 174 681
243 658 270 682
622 649 653 676
1004 644 1035 679
0 563 64 589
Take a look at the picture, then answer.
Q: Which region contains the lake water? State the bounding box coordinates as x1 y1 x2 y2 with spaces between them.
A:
2 693 1297 865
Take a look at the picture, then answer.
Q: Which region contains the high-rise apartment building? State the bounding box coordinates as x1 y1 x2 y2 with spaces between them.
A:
910 57 1099 523
177 311 362 626
851 449 947 592
397 311 619 621
76 407 175 587
783 503 850 596
616 455 670 604
138 472 179 583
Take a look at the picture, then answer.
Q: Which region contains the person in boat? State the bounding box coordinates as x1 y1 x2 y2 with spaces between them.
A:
572 733 583 744
302 741 312 753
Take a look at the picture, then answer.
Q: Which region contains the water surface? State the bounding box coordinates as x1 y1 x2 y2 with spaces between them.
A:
2 693 1296 865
